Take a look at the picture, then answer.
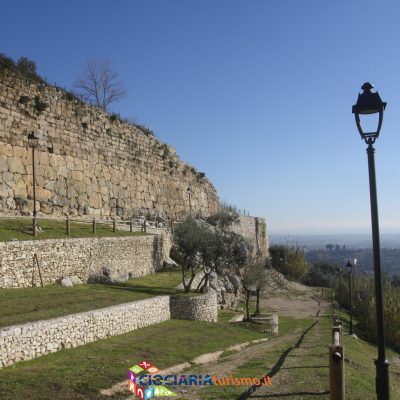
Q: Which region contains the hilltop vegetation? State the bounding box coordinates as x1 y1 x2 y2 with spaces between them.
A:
270 244 400 352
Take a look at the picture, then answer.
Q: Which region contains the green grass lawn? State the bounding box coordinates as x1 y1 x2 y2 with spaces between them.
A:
0 218 147 241
199 314 400 400
0 270 187 328
0 319 267 400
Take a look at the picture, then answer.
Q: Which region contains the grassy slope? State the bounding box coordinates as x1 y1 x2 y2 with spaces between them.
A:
0 218 147 241
0 320 267 400
0 270 185 328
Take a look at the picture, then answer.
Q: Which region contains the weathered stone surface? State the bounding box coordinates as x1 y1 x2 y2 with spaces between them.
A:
7 157 25 174
61 277 73 287
14 179 27 199
230 215 269 256
0 72 219 219
170 292 218 322
0 296 171 368
0 233 172 288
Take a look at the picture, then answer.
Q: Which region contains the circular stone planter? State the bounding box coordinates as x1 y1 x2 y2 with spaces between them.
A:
169 292 218 322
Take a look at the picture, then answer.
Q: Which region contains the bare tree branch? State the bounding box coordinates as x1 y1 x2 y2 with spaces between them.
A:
74 59 126 112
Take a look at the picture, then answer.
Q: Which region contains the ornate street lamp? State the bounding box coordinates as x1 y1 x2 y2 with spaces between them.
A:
27 131 39 236
352 82 389 399
345 259 356 335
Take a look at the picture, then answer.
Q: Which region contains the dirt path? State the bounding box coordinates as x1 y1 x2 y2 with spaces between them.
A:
114 276 332 400
117 316 330 400
261 275 332 318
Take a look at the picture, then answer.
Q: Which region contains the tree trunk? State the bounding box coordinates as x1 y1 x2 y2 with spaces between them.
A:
245 290 250 320
255 288 261 316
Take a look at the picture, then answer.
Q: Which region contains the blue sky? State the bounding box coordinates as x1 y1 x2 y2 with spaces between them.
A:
2 1 400 234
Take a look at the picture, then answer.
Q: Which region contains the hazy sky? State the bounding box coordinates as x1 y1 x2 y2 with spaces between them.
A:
2 1 400 234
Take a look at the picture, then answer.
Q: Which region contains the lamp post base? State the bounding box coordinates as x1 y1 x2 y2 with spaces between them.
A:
375 358 390 400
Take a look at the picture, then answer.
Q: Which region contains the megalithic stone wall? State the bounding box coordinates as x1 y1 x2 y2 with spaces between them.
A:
0 71 218 219
230 215 269 257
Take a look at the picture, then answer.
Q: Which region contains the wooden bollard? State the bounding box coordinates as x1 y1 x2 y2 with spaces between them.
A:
332 326 342 346
113 219 116 233
92 218 96 234
130 219 133 233
143 219 146 233
329 345 345 400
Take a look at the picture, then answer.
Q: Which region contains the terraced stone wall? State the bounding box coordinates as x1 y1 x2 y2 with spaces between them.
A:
0 233 171 288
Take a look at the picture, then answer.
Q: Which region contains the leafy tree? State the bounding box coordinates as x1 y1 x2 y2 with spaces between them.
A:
172 216 206 292
242 257 268 319
207 209 240 231
306 261 338 287
269 244 310 282
17 57 37 78
0 54 43 83
173 216 250 292
74 59 126 112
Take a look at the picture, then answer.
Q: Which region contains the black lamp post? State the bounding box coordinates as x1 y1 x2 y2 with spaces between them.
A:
187 186 192 215
28 131 39 236
337 267 342 310
352 82 389 399
345 259 356 335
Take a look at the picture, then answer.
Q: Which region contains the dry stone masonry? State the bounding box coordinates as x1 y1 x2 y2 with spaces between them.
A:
0 233 171 288
0 71 218 219
0 293 219 368
0 296 171 368
170 292 218 322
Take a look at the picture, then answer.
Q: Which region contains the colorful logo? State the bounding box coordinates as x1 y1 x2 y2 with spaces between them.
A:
128 360 177 399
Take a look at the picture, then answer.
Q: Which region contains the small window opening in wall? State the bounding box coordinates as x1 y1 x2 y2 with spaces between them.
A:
128 272 132 279
47 146 54 154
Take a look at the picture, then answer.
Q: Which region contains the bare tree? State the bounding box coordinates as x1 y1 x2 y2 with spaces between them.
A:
74 59 126 112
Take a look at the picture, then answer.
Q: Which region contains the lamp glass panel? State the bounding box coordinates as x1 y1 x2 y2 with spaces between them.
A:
357 113 380 134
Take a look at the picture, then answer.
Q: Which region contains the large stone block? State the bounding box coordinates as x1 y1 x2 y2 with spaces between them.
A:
7 157 25 174
14 179 27 199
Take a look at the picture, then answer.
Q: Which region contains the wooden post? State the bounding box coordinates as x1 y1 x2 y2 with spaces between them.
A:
92 218 96 234
329 344 345 400
113 219 116 233
143 218 147 233
33 254 44 288
66 216 71 236
130 219 133 233
332 326 342 346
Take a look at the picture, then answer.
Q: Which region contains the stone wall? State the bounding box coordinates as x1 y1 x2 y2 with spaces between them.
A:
230 215 269 257
0 233 171 288
0 292 219 368
0 296 170 368
170 292 218 322
0 71 218 219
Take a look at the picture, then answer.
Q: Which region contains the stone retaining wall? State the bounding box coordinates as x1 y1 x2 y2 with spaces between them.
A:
0 296 170 368
0 233 171 288
170 292 218 322
0 292 219 368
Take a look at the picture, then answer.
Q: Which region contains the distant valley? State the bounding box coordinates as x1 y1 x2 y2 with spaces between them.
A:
270 233 400 276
